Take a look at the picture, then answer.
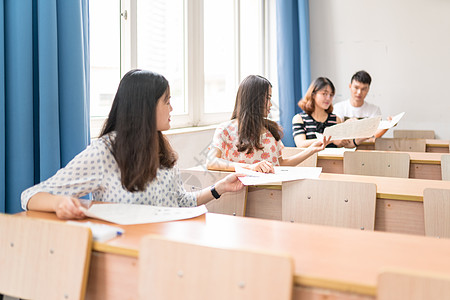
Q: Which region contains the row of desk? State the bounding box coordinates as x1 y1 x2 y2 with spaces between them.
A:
317 150 445 180
183 165 450 236
245 172 450 235
20 210 450 300
358 139 450 153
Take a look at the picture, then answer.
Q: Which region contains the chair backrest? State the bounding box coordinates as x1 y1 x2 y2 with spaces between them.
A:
393 129 435 139
375 138 426 152
282 179 377 230
139 235 293 300
343 151 410 178
378 269 450 300
180 168 247 216
441 154 450 181
0 214 92 300
282 147 318 167
423 188 450 238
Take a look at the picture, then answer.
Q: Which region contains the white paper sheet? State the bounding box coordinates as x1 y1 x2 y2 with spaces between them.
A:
235 166 322 185
378 112 406 129
83 203 208 225
316 116 381 140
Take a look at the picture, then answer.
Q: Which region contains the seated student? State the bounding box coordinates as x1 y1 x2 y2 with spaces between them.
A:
206 75 329 174
333 70 389 138
292 77 357 148
21 69 244 220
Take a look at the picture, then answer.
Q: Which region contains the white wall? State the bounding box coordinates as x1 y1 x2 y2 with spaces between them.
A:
309 0 450 138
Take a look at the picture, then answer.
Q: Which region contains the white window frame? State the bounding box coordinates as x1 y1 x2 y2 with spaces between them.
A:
113 0 277 129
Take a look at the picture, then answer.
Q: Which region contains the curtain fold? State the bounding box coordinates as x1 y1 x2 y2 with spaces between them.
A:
0 0 90 214
276 0 311 147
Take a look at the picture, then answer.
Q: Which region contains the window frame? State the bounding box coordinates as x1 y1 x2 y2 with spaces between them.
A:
92 0 277 135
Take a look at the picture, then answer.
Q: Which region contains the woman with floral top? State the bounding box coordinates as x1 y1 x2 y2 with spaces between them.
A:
206 75 329 173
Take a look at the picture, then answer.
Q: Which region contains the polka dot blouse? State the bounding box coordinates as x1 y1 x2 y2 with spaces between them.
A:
21 134 197 210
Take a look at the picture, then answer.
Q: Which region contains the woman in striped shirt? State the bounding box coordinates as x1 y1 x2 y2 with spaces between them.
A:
292 77 355 148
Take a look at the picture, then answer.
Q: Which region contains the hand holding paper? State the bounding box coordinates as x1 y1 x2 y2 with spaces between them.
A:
378 112 405 130
316 116 381 140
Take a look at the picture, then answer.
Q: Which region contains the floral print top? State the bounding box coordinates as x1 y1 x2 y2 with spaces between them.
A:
210 119 284 165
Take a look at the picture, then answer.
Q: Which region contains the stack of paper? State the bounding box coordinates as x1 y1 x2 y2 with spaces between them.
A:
235 165 322 185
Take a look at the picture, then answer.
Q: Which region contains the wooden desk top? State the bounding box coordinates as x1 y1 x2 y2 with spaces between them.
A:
317 149 445 164
360 139 450 148
254 172 450 202
319 173 450 201
16 210 450 296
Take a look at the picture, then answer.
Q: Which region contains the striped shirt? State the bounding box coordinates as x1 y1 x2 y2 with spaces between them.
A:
292 112 338 148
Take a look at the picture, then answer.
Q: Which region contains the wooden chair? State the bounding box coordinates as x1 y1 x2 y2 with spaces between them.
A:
423 188 450 238
180 168 247 216
282 179 377 230
375 138 426 152
139 235 293 300
394 129 435 139
343 151 410 178
378 268 450 300
282 147 318 167
0 214 92 300
441 154 450 181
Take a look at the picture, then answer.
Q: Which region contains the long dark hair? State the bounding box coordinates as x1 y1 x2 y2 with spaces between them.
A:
298 77 335 115
231 75 282 154
100 69 177 192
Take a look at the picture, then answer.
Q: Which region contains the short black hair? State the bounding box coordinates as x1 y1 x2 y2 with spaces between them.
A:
351 70 371 85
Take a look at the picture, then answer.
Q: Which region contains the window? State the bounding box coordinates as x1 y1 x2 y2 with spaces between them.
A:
89 0 278 138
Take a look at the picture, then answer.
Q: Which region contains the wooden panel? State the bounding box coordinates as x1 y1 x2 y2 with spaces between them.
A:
317 158 343 173
441 154 450 181
409 163 442 180
394 129 435 139
282 147 318 167
282 179 376 230
374 199 425 235
0 214 92 300
423 188 450 238
246 186 282 220
375 138 426 152
180 169 247 216
87 252 138 299
139 235 293 300
378 269 450 300
344 151 410 178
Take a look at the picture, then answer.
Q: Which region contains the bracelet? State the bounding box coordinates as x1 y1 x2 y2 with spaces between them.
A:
353 138 358 147
210 185 221 199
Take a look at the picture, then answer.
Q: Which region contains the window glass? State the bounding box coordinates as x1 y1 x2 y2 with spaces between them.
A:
136 0 186 115
203 0 236 114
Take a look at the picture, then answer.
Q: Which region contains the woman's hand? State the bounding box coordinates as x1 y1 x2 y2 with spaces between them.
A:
53 196 86 220
333 139 352 148
308 136 331 152
215 173 245 195
246 161 274 173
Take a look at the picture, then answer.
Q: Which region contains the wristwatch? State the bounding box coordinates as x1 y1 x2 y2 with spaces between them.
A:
210 185 221 199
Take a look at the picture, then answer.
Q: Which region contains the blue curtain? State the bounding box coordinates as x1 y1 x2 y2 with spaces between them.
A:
0 0 90 214
276 0 311 147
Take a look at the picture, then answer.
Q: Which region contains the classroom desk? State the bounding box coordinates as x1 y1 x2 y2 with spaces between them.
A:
245 172 450 235
316 150 444 180
17 210 450 300
357 139 450 153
